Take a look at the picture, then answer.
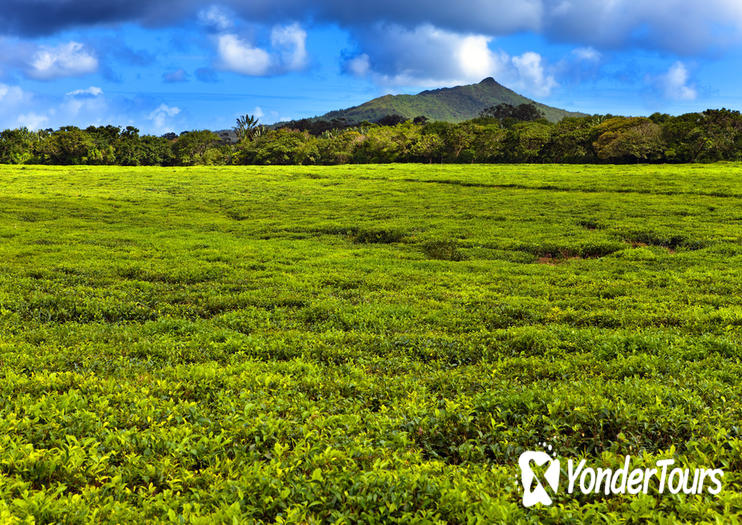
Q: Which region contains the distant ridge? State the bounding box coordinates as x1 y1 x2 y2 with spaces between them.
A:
313 77 585 124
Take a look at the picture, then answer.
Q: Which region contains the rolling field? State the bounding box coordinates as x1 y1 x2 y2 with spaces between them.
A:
0 163 741 523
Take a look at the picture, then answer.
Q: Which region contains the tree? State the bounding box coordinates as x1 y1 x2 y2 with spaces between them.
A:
234 114 263 142
276 118 350 136
432 123 475 162
479 103 544 124
376 114 407 127
110 126 145 166
409 132 444 163
353 124 418 163
36 127 97 165
140 135 175 166
541 115 607 163
0 128 38 164
593 117 665 163
670 109 742 162
172 130 226 165
470 123 506 162
236 129 318 165
500 121 554 162
316 130 364 164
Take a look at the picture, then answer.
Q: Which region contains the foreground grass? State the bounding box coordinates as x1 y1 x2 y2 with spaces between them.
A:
0 164 741 523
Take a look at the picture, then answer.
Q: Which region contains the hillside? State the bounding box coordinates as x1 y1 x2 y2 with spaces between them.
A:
317 77 585 124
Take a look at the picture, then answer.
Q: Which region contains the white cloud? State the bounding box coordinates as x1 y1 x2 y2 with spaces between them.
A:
456 35 501 80
252 106 265 118
0 84 184 134
226 1 543 39
5 1 742 57
216 23 309 76
66 86 103 97
0 83 27 105
512 52 558 97
572 46 601 62
217 34 272 75
27 42 98 80
541 0 742 54
552 46 603 86
17 112 49 130
345 24 511 87
345 24 559 97
657 61 697 101
216 0 742 55
346 53 370 76
147 103 181 133
270 23 307 70
199 5 233 31
63 86 107 118
0 83 104 130
0 84 40 129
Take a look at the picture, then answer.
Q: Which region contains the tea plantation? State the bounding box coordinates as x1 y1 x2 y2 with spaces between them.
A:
0 164 741 523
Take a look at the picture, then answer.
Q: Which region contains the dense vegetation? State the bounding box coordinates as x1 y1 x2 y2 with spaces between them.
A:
3 108 742 166
0 164 741 522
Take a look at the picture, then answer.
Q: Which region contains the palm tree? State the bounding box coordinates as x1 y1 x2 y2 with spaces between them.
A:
234 114 262 141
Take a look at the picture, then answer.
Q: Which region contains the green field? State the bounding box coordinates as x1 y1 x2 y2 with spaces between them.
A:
0 164 741 523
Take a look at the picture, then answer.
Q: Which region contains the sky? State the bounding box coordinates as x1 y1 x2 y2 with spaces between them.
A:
1 1 742 134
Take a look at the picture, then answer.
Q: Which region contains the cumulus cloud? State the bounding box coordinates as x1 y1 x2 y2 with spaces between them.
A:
0 83 28 105
66 86 103 97
17 112 49 130
0 81 187 134
2 1 742 56
344 24 510 87
552 46 603 86
344 24 558 97
27 41 98 80
512 52 557 97
59 86 108 121
541 0 742 54
270 23 307 71
655 61 697 101
0 0 738 101
0 83 41 129
148 103 181 132
572 47 601 62
199 5 233 32
0 1 539 39
345 53 370 76
217 34 272 75
216 23 308 76
0 38 99 81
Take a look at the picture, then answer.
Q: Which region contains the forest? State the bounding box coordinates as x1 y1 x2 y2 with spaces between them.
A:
2 105 742 166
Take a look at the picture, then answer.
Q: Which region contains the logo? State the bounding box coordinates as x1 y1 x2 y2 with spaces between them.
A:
517 442 724 508
519 449 561 507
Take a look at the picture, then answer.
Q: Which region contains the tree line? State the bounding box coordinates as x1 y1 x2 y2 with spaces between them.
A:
2 106 742 166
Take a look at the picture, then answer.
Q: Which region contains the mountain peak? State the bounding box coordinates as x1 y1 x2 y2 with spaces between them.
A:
313 78 586 125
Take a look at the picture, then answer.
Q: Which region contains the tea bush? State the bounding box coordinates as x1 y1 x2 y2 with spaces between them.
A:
0 163 740 522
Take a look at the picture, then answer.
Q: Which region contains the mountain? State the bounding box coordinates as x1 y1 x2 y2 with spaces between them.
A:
315 77 585 124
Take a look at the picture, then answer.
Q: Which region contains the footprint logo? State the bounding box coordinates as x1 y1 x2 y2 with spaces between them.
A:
519 446 561 507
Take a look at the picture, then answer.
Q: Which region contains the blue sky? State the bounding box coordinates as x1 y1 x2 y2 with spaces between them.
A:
1 1 742 134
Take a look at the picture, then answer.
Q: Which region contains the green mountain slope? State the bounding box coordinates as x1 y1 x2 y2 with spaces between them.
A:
319 77 585 124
